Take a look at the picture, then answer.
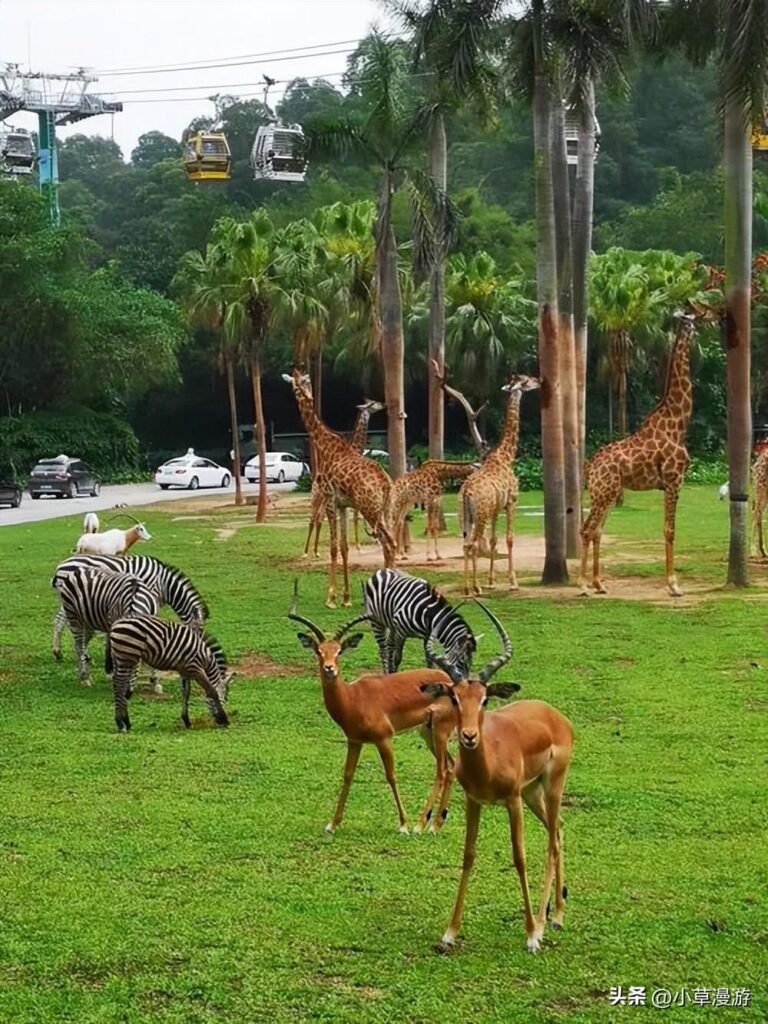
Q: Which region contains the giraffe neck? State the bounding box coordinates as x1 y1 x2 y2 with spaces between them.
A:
347 410 370 453
650 326 693 437
492 392 523 463
292 385 348 464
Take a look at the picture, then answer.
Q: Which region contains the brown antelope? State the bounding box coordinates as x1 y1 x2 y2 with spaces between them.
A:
288 587 457 835
421 602 573 953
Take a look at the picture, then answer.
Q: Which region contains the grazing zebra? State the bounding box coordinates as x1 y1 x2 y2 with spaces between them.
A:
363 568 477 675
52 554 209 659
105 617 232 732
53 567 158 686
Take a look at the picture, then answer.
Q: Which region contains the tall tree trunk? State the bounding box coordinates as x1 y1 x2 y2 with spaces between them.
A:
250 350 268 523
533 66 568 584
225 355 243 507
550 93 581 559
377 169 407 480
572 80 596 469
724 96 752 587
428 113 447 461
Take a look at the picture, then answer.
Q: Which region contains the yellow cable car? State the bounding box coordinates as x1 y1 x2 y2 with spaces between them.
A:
183 131 231 182
753 112 768 151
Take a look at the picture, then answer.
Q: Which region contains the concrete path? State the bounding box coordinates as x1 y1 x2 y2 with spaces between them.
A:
0 479 296 527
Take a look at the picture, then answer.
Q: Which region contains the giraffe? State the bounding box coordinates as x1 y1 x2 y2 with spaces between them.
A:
303 398 385 559
751 445 768 558
283 369 395 607
459 374 541 596
390 460 478 562
579 311 701 598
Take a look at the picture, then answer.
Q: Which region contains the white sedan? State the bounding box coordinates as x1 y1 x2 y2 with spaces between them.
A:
155 450 231 490
245 452 308 484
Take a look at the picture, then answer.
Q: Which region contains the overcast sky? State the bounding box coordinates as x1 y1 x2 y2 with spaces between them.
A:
0 0 388 159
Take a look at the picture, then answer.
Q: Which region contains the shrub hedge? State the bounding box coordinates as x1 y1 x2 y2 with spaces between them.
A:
0 411 142 484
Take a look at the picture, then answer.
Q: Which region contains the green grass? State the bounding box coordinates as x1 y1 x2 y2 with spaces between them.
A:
1 486 767 1023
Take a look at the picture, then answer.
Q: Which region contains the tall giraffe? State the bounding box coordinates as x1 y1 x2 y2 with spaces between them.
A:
752 445 768 558
459 374 541 595
283 370 395 607
303 398 385 558
579 312 701 598
390 460 478 562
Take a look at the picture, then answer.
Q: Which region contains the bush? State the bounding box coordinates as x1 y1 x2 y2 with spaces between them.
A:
0 411 143 484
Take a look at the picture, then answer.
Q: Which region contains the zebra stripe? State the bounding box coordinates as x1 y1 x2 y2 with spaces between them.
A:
106 616 230 732
51 554 208 663
54 567 158 686
362 568 476 675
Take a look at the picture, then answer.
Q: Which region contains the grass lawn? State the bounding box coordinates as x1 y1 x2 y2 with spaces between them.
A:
1 484 767 1023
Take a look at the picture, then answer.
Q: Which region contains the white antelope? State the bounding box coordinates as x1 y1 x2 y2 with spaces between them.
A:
421 602 573 954
75 516 151 556
83 512 100 534
288 585 461 835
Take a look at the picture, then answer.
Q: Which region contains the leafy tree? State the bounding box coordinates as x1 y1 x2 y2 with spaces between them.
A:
131 131 182 167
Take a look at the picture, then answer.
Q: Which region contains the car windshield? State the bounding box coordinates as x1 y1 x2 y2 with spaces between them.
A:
164 459 189 467
33 462 64 473
264 455 279 465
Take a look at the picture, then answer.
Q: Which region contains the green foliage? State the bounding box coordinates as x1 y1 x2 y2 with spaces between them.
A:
0 410 140 481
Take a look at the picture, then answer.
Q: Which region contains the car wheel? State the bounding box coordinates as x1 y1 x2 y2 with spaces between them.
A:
277 470 285 483
31 493 40 500
159 485 169 490
246 478 256 484
188 476 199 491
12 491 21 508
68 482 77 499
221 474 230 488
91 482 100 497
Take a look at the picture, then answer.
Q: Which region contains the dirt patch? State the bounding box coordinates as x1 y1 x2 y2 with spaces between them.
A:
234 653 303 678
347 534 549 572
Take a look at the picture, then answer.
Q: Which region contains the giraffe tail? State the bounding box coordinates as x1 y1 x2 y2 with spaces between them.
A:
462 492 474 540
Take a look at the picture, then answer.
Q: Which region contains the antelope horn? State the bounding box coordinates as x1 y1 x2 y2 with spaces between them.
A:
426 632 464 684
334 613 370 640
287 579 325 642
105 513 140 526
475 601 513 682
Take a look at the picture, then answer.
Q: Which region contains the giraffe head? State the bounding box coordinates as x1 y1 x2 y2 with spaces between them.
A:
501 374 541 395
281 368 312 398
357 398 385 415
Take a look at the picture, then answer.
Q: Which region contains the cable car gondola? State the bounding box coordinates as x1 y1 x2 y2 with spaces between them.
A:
752 110 768 151
0 126 35 176
564 107 600 166
183 131 231 182
250 123 307 182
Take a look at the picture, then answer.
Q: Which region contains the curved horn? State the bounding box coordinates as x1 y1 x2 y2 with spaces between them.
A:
426 632 464 684
105 513 140 526
334 613 369 640
287 578 325 642
475 602 513 682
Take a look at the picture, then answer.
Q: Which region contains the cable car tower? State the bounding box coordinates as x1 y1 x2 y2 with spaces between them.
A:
0 64 122 224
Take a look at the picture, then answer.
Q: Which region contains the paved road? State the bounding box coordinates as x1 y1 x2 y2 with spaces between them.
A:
0 479 297 527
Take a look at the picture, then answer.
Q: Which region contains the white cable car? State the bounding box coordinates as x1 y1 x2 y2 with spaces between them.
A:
250 123 307 182
183 131 231 182
0 126 35 176
564 107 600 166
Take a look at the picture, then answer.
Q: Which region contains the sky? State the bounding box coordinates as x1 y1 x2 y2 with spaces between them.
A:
0 0 389 160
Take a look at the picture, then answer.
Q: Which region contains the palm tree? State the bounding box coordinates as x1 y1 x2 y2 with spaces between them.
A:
305 31 454 478
387 0 500 459
174 242 245 507
664 1 768 585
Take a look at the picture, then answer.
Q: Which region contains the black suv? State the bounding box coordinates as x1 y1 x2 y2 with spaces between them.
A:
28 455 100 500
0 478 22 508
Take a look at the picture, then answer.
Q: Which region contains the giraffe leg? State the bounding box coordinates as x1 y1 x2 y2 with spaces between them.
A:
353 510 361 553
506 495 518 590
755 493 767 559
312 517 322 559
487 515 498 589
663 485 683 597
325 504 338 609
427 500 440 561
339 508 352 607
579 503 609 595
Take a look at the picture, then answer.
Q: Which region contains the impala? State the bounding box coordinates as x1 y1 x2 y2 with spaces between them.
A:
421 602 573 953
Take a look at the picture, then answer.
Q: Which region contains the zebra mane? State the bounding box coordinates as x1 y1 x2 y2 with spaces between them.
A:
202 631 228 674
128 555 210 619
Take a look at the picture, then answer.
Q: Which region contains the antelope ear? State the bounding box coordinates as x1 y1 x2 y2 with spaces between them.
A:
485 682 521 699
340 633 364 652
297 632 318 651
420 682 450 700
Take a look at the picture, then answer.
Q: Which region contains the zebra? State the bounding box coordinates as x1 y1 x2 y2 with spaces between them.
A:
52 555 209 691
53 567 159 686
105 617 232 732
362 568 477 675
